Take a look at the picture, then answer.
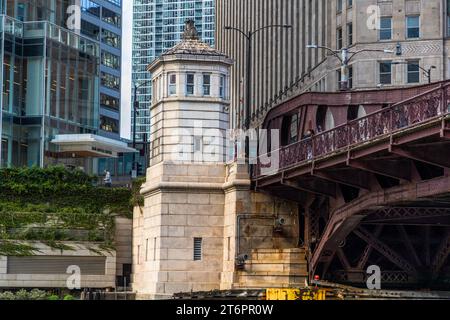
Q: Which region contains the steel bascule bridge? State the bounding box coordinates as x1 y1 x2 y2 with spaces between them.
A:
252 81 450 289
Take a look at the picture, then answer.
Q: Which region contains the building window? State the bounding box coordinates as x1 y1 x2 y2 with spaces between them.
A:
219 75 225 98
100 116 119 134
348 66 353 89
407 60 420 83
81 19 100 40
193 238 203 261
186 73 195 95
407 16 420 39
337 0 342 13
101 52 120 70
168 74 177 96
81 0 100 17
347 0 353 7
100 93 120 111
336 27 343 49
102 7 121 27
203 74 211 96
447 1 450 37
101 72 120 91
448 15 450 37
102 29 121 48
347 23 353 45
379 61 392 85
289 114 298 144
337 69 342 90
379 17 392 40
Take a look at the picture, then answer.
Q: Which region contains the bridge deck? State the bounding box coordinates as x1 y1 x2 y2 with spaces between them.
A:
252 82 450 288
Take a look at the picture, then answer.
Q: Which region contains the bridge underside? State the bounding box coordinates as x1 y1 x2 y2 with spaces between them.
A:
254 90 450 289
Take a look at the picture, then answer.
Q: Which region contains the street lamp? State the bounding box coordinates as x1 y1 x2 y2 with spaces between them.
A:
225 24 292 131
132 80 152 178
225 24 292 163
307 44 395 91
391 62 436 84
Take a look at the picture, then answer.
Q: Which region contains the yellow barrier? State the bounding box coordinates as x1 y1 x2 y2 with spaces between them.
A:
266 288 327 301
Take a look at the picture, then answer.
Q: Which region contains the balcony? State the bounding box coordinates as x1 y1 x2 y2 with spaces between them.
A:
0 15 99 57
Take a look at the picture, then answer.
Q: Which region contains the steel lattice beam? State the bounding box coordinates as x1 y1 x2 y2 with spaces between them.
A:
364 207 450 223
354 227 417 275
432 230 450 274
357 225 383 269
397 226 422 267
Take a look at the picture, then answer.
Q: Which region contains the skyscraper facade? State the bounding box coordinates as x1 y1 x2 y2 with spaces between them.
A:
79 0 136 177
80 0 122 140
132 0 215 142
0 0 132 174
215 0 331 129
216 0 450 129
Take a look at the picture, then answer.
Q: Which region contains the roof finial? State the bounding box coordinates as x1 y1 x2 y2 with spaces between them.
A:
183 19 199 40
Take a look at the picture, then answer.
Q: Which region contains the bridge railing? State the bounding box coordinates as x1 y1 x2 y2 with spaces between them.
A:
254 83 450 179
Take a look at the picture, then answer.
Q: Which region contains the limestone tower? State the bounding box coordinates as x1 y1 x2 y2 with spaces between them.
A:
132 20 233 299
147 19 233 166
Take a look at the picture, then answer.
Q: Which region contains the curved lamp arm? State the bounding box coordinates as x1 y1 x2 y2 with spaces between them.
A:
224 26 250 40
348 49 394 62
307 44 342 62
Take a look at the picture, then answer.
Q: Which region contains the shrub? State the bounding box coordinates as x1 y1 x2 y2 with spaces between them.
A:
0 289 49 300
47 295 60 300
14 289 30 300
0 291 16 300
29 289 49 300
63 294 75 300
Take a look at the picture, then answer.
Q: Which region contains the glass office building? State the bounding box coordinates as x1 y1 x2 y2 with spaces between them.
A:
80 0 136 177
80 0 121 140
132 0 215 142
0 0 132 173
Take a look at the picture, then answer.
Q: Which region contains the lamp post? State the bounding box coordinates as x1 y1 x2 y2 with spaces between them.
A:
306 45 395 91
391 62 436 84
132 80 152 178
224 24 292 160
225 24 292 130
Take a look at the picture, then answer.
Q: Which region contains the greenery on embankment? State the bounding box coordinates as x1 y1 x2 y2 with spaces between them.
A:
0 166 135 256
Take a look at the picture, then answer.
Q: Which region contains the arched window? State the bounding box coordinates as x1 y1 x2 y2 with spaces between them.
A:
316 106 335 132
348 105 366 121
281 114 299 146
325 109 335 131
357 105 366 118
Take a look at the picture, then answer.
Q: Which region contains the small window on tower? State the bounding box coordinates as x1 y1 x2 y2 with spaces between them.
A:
169 74 177 95
219 75 226 98
186 73 195 95
203 74 211 96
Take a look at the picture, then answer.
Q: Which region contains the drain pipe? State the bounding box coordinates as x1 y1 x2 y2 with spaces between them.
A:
235 214 277 263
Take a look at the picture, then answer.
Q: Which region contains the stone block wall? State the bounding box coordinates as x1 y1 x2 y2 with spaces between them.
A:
134 163 226 299
0 243 116 289
134 162 305 298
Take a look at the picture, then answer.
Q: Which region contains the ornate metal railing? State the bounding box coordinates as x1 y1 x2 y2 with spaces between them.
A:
254 83 450 179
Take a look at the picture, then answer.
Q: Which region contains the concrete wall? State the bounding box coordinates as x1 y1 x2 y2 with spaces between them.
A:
115 217 132 277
